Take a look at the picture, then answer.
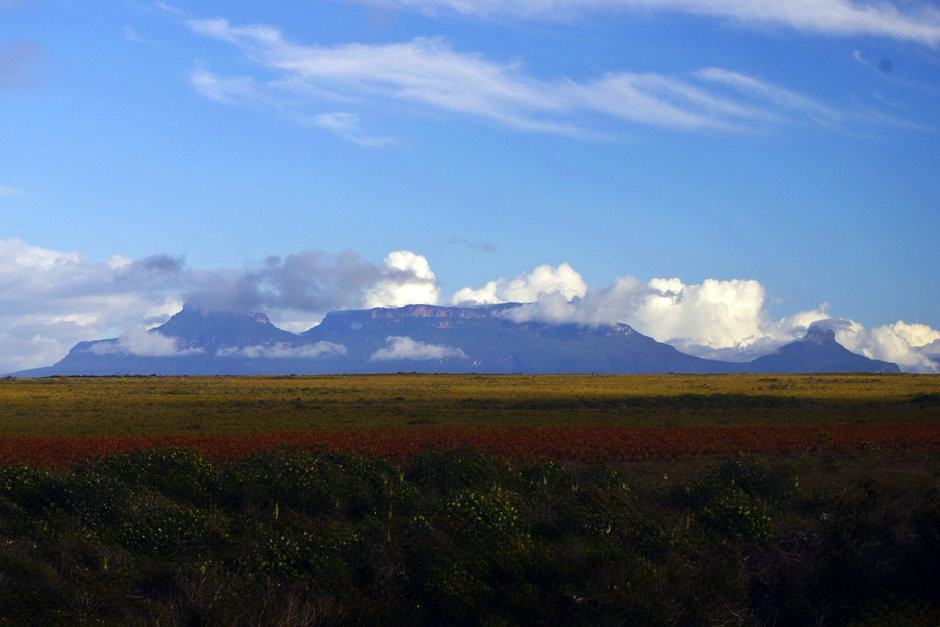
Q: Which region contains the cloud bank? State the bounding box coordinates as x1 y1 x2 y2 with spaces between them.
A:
2 238 937 373
356 0 940 47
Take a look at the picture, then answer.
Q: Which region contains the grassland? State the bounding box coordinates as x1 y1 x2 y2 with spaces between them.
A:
1 374 938 624
1 373 938 437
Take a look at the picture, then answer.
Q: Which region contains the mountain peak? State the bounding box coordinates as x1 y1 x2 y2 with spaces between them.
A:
804 323 837 344
9 303 902 376
177 304 270 325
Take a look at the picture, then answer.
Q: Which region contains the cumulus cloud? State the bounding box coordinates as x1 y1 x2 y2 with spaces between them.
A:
89 327 204 357
818 319 940 372
363 250 440 308
216 341 347 358
179 16 911 138
457 263 940 372
370 336 468 361
354 0 940 46
452 262 586 305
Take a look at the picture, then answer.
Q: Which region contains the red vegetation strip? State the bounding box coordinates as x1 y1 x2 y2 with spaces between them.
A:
1 423 939 467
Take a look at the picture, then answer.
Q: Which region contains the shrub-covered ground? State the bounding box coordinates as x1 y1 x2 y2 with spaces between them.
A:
1 447 938 626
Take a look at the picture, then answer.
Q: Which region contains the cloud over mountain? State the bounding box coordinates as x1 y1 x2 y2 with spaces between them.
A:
89 328 205 357
2 238 937 374
457 262 940 372
0 239 437 373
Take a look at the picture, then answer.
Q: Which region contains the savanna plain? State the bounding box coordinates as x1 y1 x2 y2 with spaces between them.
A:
0 374 938 625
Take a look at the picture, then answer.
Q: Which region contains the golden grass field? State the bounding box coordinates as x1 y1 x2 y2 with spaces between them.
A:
1 373 937 437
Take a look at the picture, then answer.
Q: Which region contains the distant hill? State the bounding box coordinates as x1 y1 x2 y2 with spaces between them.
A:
8 304 900 376
747 324 898 374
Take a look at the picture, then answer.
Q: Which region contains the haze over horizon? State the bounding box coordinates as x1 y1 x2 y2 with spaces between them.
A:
2 1 938 373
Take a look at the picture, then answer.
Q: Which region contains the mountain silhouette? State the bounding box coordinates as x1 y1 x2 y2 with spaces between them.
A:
8 304 900 376
747 323 898 374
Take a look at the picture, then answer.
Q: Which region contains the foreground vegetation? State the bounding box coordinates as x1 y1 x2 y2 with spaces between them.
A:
1 374 938 436
0 374 936 624
0 447 938 625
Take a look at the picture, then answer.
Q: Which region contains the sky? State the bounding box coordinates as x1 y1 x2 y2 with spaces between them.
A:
1 0 939 373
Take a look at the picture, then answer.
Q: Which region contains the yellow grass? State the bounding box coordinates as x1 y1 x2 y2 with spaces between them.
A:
1 373 937 437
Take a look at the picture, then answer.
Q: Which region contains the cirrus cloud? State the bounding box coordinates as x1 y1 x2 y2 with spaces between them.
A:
179 15 918 140
354 0 940 47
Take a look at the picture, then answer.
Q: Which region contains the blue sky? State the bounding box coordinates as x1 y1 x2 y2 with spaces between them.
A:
1 0 939 372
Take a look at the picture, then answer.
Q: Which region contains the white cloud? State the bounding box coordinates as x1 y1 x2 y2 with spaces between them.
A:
358 0 940 46
365 250 441 308
822 319 940 372
0 185 21 197
0 238 440 373
458 262 940 372
0 238 186 372
308 111 394 147
452 262 587 305
695 68 840 121
190 65 264 105
370 335 467 360
3 238 936 374
89 327 204 357
182 17 896 137
216 341 347 358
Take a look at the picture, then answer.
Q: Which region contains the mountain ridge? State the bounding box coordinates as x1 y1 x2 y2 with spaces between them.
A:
7 304 900 376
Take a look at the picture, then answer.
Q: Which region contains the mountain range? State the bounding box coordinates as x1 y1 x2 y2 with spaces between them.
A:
9 304 900 376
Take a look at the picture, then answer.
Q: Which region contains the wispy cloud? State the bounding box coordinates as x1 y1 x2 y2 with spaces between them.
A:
181 16 924 138
446 236 499 252
356 0 940 47
181 17 822 137
0 185 21 197
695 67 841 122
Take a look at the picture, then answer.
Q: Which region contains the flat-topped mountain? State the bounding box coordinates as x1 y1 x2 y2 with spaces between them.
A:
8 304 900 376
